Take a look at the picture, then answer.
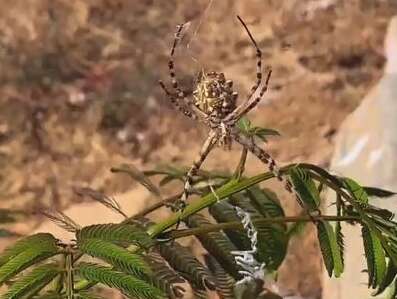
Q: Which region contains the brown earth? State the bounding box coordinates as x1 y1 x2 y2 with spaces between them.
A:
1 0 397 298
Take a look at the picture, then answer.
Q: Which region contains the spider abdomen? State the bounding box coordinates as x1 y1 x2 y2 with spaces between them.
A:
193 71 238 119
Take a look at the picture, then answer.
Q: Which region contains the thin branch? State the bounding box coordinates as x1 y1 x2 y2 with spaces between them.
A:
233 147 248 180
66 248 74 299
159 215 361 240
123 193 182 221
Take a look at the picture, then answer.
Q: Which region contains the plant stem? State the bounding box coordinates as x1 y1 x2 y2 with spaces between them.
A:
123 193 182 221
233 147 248 179
66 248 74 299
159 215 361 240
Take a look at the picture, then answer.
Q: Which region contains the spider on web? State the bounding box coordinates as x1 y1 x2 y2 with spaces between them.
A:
159 16 304 212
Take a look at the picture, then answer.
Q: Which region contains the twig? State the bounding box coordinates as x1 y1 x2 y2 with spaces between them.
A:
158 215 361 240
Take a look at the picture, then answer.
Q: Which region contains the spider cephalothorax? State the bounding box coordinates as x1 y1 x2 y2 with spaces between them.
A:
193 71 238 119
159 16 304 212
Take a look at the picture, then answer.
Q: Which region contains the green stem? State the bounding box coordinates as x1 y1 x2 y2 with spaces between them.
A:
66 248 74 299
146 169 279 237
233 147 248 180
146 163 343 237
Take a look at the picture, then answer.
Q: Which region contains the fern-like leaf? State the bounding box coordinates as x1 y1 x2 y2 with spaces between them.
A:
343 177 369 207
185 214 241 278
157 241 216 290
362 224 386 288
144 252 185 298
40 210 80 233
335 222 345 268
246 187 285 219
209 200 251 250
77 262 165 299
363 187 396 198
316 220 343 277
74 187 127 218
111 164 161 198
0 235 59 285
289 167 320 210
204 254 235 299
373 259 397 296
0 233 57 266
77 238 151 277
76 224 154 249
2 263 59 299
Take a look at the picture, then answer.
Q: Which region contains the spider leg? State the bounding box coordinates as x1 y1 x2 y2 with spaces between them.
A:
232 131 305 208
228 70 272 123
159 80 197 120
161 23 211 122
224 16 265 122
159 80 210 123
180 130 219 205
168 23 187 98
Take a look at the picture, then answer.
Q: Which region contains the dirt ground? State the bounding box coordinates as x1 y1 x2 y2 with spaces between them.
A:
1 0 397 298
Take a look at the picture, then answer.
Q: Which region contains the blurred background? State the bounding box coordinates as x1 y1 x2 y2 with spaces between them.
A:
1 0 397 298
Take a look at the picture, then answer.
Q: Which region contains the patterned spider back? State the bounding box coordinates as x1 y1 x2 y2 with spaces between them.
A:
193 71 238 119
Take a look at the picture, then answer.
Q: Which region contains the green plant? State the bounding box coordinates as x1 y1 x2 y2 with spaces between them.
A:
0 121 396 299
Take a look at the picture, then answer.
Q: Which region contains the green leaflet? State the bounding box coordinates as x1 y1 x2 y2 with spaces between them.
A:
363 187 396 198
343 177 369 207
0 233 57 266
77 238 151 277
289 167 320 210
0 237 59 286
237 117 251 133
372 259 397 296
77 262 165 299
362 224 387 288
246 187 285 219
2 263 59 299
237 117 280 143
185 214 241 279
316 220 343 278
157 240 216 290
335 222 345 269
76 224 154 249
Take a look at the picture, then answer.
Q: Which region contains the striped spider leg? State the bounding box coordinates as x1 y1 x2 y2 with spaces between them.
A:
231 130 305 209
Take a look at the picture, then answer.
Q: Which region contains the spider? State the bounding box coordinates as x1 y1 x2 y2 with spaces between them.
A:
159 16 304 212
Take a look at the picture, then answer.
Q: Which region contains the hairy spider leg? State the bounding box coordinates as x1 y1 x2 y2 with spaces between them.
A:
180 130 219 205
159 81 198 120
227 69 272 123
232 132 306 208
160 23 209 122
226 15 264 120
